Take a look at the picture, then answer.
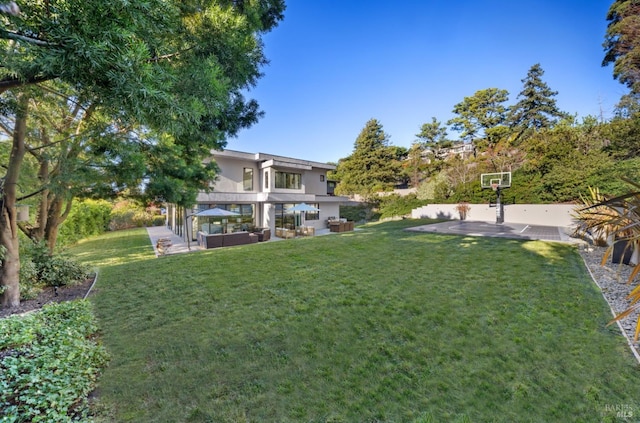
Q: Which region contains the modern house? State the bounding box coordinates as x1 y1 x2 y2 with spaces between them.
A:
166 149 347 241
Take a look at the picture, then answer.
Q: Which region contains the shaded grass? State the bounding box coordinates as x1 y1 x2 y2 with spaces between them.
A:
70 221 640 422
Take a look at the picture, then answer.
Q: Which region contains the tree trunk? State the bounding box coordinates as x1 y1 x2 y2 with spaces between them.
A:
0 93 28 308
44 196 68 253
32 158 50 242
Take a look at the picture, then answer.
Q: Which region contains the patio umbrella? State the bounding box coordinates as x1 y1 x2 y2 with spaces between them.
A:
195 207 240 217
287 203 320 226
195 207 241 234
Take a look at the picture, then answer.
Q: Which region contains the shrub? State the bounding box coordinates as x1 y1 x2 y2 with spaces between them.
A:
572 187 618 246
58 199 112 246
109 207 137 230
20 242 91 295
340 204 379 223
109 200 164 230
18 259 42 300
455 202 471 220
377 193 428 219
573 178 640 340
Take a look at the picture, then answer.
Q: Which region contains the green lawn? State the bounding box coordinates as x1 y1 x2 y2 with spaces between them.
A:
71 220 640 422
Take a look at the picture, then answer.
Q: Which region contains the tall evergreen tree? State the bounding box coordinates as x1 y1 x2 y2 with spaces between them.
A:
404 142 427 188
334 119 400 198
417 117 448 145
508 64 568 142
447 88 509 145
603 0 640 94
416 117 450 174
613 92 640 118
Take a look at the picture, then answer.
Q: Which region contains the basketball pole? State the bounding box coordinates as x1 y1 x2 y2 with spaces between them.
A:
495 186 504 224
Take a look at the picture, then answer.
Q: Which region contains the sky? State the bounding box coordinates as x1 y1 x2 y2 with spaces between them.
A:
229 1 628 164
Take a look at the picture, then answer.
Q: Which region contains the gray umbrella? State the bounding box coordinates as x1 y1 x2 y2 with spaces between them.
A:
287 203 320 226
195 207 240 217
287 203 320 212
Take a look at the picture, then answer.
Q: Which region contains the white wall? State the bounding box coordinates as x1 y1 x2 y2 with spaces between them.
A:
319 203 340 228
411 203 578 227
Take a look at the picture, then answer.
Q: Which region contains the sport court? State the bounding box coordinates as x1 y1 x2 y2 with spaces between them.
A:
407 170 579 244
406 220 579 243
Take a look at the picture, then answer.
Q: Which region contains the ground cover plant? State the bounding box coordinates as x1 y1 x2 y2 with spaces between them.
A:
70 220 640 422
0 300 109 422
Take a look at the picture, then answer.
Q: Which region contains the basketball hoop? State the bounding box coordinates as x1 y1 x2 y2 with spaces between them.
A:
481 172 510 224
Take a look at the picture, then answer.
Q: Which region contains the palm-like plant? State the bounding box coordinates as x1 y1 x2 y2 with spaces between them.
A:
572 187 620 246
573 178 640 340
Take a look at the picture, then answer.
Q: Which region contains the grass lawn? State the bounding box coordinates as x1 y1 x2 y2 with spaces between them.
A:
70 219 640 422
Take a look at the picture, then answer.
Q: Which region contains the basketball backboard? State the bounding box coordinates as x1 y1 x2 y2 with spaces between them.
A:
480 172 511 190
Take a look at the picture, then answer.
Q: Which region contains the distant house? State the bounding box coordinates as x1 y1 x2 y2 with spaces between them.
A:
423 142 475 161
166 149 348 241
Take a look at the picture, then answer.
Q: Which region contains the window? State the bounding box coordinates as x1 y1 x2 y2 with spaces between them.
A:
264 171 269 189
243 168 253 191
327 181 336 196
275 203 320 228
194 204 255 234
275 203 295 229
320 175 325 182
275 171 301 189
305 203 320 221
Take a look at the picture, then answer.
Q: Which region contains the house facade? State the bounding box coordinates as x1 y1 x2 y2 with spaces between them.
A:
167 149 347 240
423 142 475 161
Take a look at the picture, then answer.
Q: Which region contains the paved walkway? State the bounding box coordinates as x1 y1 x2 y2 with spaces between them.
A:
146 226 202 256
406 220 583 244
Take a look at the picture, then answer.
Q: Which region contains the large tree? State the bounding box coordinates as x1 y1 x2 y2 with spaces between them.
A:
603 0 640 94
417 117 449 145
0 0 285 308
447 88 509 147
334 119 400 199
508 63 569 143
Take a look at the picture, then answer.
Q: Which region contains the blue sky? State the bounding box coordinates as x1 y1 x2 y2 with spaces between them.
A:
229 1 627 164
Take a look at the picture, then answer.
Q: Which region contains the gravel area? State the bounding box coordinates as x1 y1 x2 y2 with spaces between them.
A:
578 245 640 360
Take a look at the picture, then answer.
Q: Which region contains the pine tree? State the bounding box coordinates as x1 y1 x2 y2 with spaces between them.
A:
448 88 509 143
603 0 640 94
334 119 400 198
508 64 568 142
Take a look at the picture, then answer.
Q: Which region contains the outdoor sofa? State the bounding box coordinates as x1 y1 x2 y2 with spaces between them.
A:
328 219 355 233
199 231 257 249
199 229 270 249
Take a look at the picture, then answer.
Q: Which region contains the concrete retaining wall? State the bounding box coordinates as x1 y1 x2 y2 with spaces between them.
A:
411 203 578 227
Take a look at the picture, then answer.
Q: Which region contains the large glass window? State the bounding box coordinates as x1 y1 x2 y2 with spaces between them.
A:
275 203 295 229
243 168 253 191
274 203 319 228
194 204 255 234
305 203 320 221
275 171 301 189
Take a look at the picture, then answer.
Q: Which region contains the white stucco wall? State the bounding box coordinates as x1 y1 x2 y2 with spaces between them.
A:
412 203 578 227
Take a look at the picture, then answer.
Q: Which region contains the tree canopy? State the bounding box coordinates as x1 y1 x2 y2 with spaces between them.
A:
334 119 401 198
0 0 285 308
416 117 448 145
447 88 509 145
0 1 284 136
603 0 640 94
508 63 568 142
